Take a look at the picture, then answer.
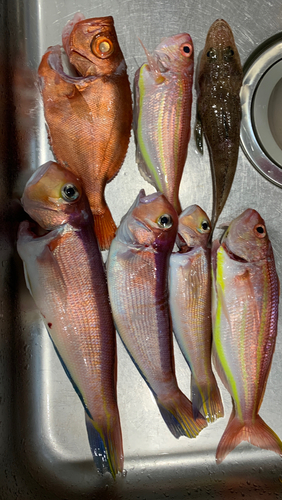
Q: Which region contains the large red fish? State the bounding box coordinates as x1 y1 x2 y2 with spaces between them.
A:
17 161 123 477
212 209 282 463
38 14 132 250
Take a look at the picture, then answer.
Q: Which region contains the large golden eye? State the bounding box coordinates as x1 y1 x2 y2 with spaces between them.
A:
91 35 114 59
157 214 173 229
61 183 80 202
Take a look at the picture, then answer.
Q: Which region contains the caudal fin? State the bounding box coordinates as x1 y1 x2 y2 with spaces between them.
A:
216 413 282 464
93 204 117 251
191 374 224 423
85 412 124 478
157 390 207 439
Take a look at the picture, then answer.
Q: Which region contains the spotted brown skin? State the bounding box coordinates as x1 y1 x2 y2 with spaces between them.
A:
196 19 243 230
38 14 132 250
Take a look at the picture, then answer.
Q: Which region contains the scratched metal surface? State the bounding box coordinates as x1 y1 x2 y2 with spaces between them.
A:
1 0 282 498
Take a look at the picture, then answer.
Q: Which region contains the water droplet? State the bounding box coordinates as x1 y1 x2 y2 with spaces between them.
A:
122 469 127 477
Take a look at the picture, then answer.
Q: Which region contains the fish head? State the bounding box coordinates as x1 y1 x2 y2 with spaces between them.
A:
62 15 125 77
199 19 241 79
221 209 270 262
153 33 194 75
21 161 90 230
177 205 211 251
117 190 178 251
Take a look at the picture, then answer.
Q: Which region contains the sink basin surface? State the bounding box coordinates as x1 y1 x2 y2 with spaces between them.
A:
1 0 282 498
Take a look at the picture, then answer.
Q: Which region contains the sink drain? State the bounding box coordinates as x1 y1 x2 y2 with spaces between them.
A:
240 32 282 187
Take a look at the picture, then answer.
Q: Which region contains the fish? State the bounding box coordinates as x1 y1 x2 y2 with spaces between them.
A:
133 33 194 214
169 205 223 422
195 19 243 229
38 14 132 250
17 161 123 477
212 208 282 463
107 190 207 439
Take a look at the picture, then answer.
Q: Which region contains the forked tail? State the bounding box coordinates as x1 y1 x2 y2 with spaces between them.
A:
156 389 207 439
216 413 282 464
191 374 224 423
93 204 117 251
85 412 124 478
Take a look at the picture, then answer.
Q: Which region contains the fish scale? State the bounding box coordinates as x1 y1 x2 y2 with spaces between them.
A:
212 209 282 463
134 33 194 214
38 14 132 250
17 161 123 477
107 191 207 439
169 205 223 423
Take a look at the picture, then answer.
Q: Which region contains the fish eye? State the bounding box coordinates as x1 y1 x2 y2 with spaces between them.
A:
225 46 234 56
198 219 210 233
157 213 173 229
91 35 114 59
61 183 80 202
180 42 193 58
207 48 217 59
254 224 266 238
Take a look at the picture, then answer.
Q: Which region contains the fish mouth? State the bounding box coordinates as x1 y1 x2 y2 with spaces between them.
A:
22 219 51 239
176 233 192 253
222 241 247 263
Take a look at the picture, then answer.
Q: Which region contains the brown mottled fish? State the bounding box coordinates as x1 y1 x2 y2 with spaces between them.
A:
107 191 207 439
169 205 223 422
17 161 123 477
196 19 243 229
38 14 132 250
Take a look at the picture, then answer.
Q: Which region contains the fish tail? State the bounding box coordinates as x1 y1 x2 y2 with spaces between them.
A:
85 412 124 478
93 205 117 251
191 375 224 423
156 390 207 439
216 413 282 464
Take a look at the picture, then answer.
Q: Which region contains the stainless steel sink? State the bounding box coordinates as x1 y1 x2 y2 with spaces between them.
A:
1 0 282 498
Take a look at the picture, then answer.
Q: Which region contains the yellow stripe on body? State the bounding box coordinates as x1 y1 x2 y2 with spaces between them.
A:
239 302 249 412
252 265 269 421
214 246 243 421
137 65 163 191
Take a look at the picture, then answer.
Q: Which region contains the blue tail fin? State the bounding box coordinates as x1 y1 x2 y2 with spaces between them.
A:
191 374 224 423
156 389 207 439
85 412 124 478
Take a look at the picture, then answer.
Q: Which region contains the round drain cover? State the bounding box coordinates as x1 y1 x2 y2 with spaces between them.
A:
240 32 282 187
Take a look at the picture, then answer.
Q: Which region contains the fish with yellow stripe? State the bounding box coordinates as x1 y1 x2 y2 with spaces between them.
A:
17 161 123 477
133 33 194 214
169 205 223 423
212 208 282 463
